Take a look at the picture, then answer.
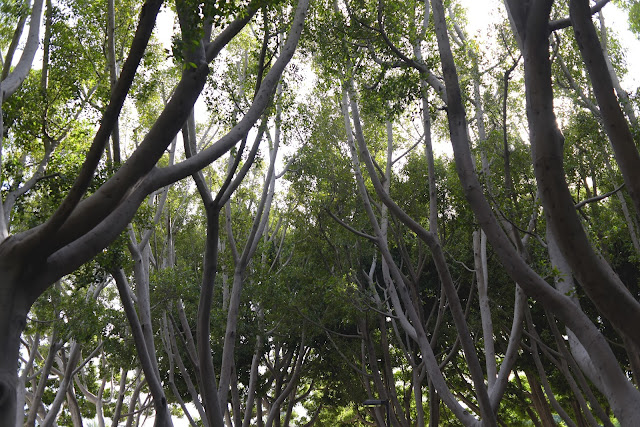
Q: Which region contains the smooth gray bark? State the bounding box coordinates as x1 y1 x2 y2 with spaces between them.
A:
185 3 309 419
345 80 495 424
111 368 128 427
1 9 27 81
41 342 81 427
428 0 640 423
218 122 278 413
113 269 173 427
264 337 306 427
341 88 481 426
565 0 640 347
474 231 496 390
107 0 121 164
0 0 45 100
526 310 577 427
26 332 60 427
162 313 207 426
0 2 306 424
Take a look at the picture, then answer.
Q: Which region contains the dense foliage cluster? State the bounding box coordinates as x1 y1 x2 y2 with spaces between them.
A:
2 0 640 426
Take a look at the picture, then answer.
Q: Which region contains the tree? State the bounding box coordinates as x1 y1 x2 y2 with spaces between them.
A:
304 0 640 424
5 0 640 425
0 0 309 424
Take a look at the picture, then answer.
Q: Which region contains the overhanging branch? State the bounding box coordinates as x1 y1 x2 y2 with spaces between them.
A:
549 0 610 32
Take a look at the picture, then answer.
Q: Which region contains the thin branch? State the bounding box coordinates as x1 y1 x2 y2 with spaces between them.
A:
326 209 377 242
1 0 45 99
574 182 624 209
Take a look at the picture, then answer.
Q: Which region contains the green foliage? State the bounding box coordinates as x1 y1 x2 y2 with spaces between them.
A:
0 0 30 50
9 0 640 424
617 0 640 37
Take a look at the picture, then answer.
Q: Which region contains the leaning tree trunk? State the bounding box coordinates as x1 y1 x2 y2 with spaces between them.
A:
433 0 640 423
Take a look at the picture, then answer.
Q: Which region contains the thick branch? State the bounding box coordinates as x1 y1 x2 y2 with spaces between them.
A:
29 7 257 263
570 0 640 219
19 0 164 257
549 0 610 32
1 0 45 100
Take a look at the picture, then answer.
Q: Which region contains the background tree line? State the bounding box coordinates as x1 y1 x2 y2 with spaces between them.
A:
2 0 640 425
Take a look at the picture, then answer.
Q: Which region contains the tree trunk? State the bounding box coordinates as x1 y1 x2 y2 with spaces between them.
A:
0 272 30 427
125 370 145 427
66 387 84 427
525 371 556 427
412 367 425 427
14 373 26 427
433 0 640 422
341 86 480 426
107 0 121 164
26 329 59 427
428 380 439 427
570 398 589 427
570 0 640 221
474 230 497 390
242 333 263 427
257 398 265 427
0 320 23 427
113 269 173 426
42 342 82 427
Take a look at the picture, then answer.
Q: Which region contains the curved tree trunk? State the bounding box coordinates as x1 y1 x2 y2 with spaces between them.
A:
433 0 640 423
